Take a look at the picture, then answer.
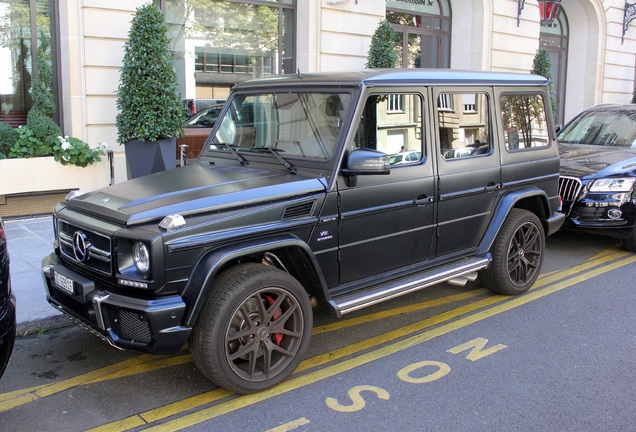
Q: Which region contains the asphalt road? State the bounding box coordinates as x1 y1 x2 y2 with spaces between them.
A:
1 230 634 432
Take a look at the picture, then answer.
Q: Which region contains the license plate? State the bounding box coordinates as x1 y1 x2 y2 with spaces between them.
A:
54 271 74 294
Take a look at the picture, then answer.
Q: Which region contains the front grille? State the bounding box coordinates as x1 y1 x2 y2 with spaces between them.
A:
58 220 112 275
559 176 583 215
105 305 152 344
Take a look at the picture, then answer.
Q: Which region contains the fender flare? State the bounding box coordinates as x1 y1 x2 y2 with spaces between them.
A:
181 233 329 326
477 187 551 255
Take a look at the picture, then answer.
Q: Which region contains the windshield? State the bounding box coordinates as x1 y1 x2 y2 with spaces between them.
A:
557 108 636 147
210 92 351 160
186 105 223 127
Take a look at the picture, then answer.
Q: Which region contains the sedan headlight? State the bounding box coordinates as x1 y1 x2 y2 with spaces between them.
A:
589 177 635 193
133 242 150 276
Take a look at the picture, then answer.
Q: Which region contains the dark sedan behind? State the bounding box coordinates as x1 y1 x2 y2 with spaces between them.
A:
558 104 636 250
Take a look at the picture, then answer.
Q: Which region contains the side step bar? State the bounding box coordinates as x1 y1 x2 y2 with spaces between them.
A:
328 256 490 316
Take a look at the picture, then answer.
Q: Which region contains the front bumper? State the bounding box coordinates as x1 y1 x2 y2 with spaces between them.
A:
42 254 191 354
564 201 636 239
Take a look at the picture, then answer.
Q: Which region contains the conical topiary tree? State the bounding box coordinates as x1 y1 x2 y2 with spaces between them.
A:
532 48 557 118
116 4 184 178
366 20 399 69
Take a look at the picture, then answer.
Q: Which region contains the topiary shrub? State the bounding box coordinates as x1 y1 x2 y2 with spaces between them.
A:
0 123 19 158
366 20 399 69
116 3 184 144
26 108 61 154
531 48 557 118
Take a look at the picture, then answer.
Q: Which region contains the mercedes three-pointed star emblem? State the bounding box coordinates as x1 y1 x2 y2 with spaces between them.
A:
72 231 91 262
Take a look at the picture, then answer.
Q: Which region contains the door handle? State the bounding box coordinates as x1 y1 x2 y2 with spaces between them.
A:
414 194 434 205
484 182 499 192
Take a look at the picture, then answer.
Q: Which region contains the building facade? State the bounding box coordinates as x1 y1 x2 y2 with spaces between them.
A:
1 0 635 183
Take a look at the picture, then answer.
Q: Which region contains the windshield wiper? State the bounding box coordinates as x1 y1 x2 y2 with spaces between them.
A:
251 147 296 174
213 143 248 165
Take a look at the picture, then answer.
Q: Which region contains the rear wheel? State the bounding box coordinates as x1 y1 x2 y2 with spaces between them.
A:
481 209 545 295
190 263 312 394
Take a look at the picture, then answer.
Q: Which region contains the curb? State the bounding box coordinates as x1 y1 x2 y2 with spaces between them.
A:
17 315 75 337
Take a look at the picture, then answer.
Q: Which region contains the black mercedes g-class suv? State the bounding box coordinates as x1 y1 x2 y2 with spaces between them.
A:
43 69 564 394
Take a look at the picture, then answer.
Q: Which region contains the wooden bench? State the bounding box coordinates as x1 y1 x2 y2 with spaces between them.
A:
0 112 28 128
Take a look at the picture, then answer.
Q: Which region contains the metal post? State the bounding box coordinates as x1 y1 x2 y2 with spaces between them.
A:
108 150 115 185
180 145 189 167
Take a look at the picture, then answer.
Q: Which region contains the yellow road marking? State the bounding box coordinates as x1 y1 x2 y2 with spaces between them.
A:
266 417 310 432
141 254 636 432
1 246 632 419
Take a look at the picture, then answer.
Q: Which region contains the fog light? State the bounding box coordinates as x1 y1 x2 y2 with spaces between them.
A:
607 208 623 219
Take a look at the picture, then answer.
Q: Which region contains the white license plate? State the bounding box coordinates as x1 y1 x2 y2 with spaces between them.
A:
54 271 74 294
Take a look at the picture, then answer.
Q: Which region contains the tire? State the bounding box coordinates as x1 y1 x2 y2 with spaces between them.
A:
190 263 312 394
621 225 636 252
480 209 545 295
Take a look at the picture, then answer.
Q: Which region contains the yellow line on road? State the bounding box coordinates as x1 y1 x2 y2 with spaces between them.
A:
140 254 636 432
1 246 632 417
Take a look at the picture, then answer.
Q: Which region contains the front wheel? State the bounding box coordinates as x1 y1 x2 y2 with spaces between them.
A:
480 209 545 295
190 263 312 394
621 224 636 252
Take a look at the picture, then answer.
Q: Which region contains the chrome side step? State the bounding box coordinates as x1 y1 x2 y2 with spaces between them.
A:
329 256 489 316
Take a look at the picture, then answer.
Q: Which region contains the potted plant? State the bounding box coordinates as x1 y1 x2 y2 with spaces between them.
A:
116 3 184 179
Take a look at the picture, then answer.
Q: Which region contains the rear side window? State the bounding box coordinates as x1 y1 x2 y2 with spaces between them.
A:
500 94 550 150
437 92 491 159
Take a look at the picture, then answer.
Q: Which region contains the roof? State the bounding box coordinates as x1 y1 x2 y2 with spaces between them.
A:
234 69 550 91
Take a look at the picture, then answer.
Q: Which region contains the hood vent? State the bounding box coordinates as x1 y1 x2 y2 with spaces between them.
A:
282 201 316 220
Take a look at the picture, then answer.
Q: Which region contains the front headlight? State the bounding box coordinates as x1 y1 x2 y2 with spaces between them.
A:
589 177 635 193
133 242 150 276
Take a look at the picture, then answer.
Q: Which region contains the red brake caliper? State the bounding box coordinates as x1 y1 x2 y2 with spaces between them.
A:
265 295 283 345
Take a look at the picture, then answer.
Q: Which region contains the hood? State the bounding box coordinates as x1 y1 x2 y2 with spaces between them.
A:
65 163 327 226
559 143 636 179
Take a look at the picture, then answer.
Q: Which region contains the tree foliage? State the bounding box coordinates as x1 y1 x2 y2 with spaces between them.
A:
366 20 399 69
531 48 557 118
116 3 184 144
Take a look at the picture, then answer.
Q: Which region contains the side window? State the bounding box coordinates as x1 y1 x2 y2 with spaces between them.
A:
354 93 423 166
500 93 549 150
438 93 491 159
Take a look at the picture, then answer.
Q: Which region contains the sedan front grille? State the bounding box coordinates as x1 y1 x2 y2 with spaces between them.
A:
58 220 112 275
558 176 583 215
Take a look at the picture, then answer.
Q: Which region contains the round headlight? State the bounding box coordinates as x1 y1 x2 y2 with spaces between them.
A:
133 242 150 276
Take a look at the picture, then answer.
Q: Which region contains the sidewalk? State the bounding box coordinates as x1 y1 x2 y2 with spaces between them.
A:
4 216 72 334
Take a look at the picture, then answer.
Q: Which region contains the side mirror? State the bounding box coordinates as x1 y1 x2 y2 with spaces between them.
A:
341 148 390 186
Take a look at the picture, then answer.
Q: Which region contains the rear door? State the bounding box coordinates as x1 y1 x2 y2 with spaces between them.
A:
433 87 501 256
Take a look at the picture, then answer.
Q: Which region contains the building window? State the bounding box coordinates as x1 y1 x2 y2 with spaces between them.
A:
540 8 568 124
386 0 451 69
159 0 295 101
387 94 404 113
0 0 56 127
437 93 454 111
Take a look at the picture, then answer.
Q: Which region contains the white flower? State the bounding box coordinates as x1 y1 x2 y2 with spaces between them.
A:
62 155 70 161
61 142 71 151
